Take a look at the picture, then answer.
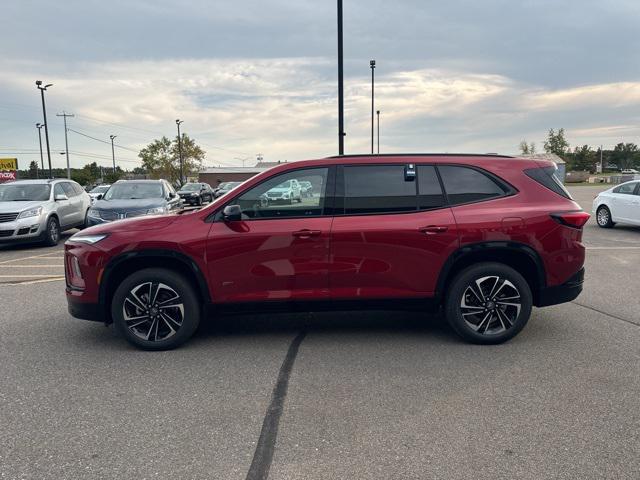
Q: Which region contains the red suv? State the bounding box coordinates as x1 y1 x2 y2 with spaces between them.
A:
65 154 588 349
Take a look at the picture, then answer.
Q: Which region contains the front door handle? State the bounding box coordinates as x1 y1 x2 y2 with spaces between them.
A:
419 225 448 234
292 229 321 238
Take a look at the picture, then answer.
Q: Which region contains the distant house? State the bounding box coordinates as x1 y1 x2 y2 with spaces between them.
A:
518 153 566 183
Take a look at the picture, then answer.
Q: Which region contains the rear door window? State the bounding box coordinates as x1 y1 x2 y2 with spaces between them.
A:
417 165 446 210
438 165 506 205
343 165 416 215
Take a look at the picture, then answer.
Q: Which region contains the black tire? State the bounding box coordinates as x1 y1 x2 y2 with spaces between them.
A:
444 262 532 345
596 205 615 228
111 268 201 350
42 216 60 246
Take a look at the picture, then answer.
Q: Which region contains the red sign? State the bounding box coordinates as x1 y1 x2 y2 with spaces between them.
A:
0 171 17 183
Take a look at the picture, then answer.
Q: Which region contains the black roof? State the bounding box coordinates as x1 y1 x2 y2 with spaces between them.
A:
325 153 514 159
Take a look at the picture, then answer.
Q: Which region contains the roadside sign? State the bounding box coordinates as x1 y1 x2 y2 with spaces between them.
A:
0 158 18 183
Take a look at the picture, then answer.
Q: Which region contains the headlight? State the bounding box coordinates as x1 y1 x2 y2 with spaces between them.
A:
17 206 43 219
69 234 108 244
87 209 101 219
283 193 289 198
146 206 167 215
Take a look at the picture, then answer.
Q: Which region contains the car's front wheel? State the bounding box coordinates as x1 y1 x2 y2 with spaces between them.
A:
111 268 201 350
42 216 60 246
596 205 615 228
444 262 532 344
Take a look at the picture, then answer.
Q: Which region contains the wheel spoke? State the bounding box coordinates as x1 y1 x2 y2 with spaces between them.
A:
124 281 184 342
495 307 514 327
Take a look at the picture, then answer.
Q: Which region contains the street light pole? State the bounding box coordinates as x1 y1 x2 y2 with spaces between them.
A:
376 110 380 154
36 81 53 178
36 123 45 177
56 111 74 179
109 135 117 173
370 60 376 154
337 0 345 155
176 119 184 185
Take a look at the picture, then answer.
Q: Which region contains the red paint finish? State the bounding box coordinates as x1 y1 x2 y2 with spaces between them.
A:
65 154 588 318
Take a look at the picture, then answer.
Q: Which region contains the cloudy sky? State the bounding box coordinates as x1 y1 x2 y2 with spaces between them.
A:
1 0 639 170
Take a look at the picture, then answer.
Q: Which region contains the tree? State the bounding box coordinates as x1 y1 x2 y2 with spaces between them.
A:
28 161 39 179
572 145 597 172
543 128 569 158
138 134 205 185
611 143 639 170
519 140 536 155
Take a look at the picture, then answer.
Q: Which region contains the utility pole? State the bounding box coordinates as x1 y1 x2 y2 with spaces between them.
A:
370 60 376 154
35 81 53 178
109 135 117 173
600 145 604 173
376 110 380 154
337 0 345 155
56 111 74 179
36 123 45 175
176 119 184 185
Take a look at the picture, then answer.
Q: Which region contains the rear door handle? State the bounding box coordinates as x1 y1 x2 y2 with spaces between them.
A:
292 229 321 238
419 225 448 234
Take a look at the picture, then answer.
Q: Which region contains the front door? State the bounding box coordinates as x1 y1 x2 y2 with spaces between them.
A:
329 164 459 299
206 167 333 303
613 182 639 222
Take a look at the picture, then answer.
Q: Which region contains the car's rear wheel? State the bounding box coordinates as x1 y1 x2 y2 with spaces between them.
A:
596 205 615 228
42 216 60 246
111 268 201 350
444 262 532 344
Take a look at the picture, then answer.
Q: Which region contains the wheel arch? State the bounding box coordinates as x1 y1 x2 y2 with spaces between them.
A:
99 249 211 323
435 242 546 304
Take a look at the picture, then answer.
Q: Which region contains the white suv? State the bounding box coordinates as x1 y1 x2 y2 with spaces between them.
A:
0 179 91 246
265 179 302 204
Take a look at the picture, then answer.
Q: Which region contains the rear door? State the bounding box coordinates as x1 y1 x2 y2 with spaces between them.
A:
60 182 84 226
329 164 459 299
53 183 75 228
206 167 333 302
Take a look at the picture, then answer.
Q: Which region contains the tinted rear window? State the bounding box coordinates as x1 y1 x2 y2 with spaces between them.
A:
438 165 506 205
343 165 416 214
524 165 572 199
417 165 446 209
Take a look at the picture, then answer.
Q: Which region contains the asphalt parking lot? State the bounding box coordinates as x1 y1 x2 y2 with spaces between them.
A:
1 185 638 480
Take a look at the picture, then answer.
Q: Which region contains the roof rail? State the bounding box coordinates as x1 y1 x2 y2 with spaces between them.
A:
325 153 514 159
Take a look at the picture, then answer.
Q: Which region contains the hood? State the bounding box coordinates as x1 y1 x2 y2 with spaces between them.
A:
177 190 198 195
269 187 291 193
0 200 46 213
91 198 166 210
83 213 180 234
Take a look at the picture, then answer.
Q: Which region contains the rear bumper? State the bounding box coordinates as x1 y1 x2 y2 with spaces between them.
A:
535 268 584 307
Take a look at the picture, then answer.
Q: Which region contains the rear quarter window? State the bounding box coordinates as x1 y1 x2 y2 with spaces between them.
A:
438 165 507 205
524 165 572 199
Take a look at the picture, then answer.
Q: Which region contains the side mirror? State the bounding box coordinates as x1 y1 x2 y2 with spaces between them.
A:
96 194 103 200
223 205 242 222
55 194 68 201
169 192 176 198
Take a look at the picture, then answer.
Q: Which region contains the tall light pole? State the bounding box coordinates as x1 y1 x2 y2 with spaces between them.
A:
36 80 53 178
56 111 74 179
36 123 45 176
176 119 184 185
337 0 345 155
370 60 376 154
109 135 117 173
376 110 380 154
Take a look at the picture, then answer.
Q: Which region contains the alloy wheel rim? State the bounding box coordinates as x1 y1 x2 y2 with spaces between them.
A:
49 221 58 242
122 282 185 342
597 208 609 225
460 275 521 335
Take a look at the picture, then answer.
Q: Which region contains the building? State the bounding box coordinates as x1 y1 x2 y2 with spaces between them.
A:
198 166 269 187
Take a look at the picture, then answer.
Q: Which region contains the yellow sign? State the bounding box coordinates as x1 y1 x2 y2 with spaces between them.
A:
0 158 18 170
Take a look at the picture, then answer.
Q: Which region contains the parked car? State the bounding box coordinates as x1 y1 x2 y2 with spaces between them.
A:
265 178 302 204
88 184 111 205
213 181 242 199
593 180 640 227
0 179 90 246
177 182 213 206
66 154 588 350
299 180 313 198
86 179 181 226
621 169 639 175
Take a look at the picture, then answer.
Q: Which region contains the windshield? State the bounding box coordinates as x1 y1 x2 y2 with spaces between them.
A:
90 185 110 194
182 184 201 191
103 183 163 200
220 182 240 190
274 180 292 189
0 184 51 201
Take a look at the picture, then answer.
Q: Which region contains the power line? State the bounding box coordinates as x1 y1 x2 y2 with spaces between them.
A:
67 128 139 152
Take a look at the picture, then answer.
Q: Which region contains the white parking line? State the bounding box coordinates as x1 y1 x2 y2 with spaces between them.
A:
0 274 65 278
586 246 640 250
4 276 65 285
1 264 64 267
0 252 64 265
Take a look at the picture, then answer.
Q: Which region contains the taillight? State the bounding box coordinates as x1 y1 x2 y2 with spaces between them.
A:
551 211 590 229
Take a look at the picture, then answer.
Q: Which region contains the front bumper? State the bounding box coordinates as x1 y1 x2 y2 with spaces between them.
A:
536 268 584 307
0 216 44 242
67 296 103 322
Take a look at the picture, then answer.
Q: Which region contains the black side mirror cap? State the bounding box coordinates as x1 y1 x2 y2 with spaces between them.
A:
96 194 103 200
223 205 242 221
